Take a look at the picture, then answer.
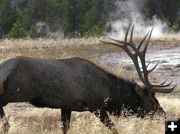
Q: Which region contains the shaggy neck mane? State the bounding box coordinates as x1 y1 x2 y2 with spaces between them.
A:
107 72 137 101
64 57 138 102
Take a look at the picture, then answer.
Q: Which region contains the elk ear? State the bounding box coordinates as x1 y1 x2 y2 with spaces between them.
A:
135 84 145 96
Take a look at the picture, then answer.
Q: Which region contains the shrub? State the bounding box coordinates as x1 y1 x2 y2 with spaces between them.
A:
28 26 38 39
173 17 180 31
8 19 26 39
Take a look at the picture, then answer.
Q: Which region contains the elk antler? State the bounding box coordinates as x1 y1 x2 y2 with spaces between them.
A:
100 25 175 93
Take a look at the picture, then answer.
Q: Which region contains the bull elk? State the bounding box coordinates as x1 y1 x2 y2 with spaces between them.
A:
0 25 175 134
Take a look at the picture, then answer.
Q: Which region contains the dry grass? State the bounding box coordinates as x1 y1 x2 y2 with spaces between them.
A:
0 37 179 134
2 97 179 134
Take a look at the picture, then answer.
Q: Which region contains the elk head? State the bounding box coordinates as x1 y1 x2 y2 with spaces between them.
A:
101 25 175 115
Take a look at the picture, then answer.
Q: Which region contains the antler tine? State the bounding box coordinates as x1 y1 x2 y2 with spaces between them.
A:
108 37 125 46
146 61 152 69
100 38 133 53
138 31 149 50
142 28 153 56
160 80 168 85
99 40 123 48
147 63 159 74
130 24 134 44
152 85 176 93
125 24 131 42
108 37 138 51
149 79 168 87
152 80 173 88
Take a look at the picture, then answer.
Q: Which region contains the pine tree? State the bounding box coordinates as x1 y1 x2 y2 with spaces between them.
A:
143 0 180 29
63 0 77 37
63 0 107 37
0 0 18 38
8 19 26 39
16 0 65 35
83 0 107 36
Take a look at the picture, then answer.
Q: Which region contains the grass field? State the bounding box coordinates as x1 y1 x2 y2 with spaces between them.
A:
0 36 179 134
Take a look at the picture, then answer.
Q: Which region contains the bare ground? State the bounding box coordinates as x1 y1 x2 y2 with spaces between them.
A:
0 36 179 134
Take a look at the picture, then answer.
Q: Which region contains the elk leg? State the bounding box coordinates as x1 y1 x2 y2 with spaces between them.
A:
0 107 10 132
61 109 71 134
94 109 118 134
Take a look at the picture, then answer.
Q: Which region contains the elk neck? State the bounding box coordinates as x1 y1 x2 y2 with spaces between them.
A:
107 74 143 112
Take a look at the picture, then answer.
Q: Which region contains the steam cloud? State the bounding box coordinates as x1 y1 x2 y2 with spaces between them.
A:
107 0 168 39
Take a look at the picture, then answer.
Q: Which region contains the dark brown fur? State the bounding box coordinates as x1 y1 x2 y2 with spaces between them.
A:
0 56 164 134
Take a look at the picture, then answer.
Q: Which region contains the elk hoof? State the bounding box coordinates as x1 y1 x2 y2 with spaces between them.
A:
1 117 10 133
3 122 10 132
111 127 118 134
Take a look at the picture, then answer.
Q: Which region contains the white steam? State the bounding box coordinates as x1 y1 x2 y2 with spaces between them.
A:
107 0 168 39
